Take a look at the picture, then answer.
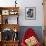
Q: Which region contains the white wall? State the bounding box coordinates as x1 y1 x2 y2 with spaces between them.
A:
18 0 44 26
0 0 44 26
0 0 15 7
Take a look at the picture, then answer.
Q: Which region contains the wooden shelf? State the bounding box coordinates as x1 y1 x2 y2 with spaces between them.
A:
0 40 19 46
0 24 19 32
0 7 19 46
2 40 19 42
0 7 19 10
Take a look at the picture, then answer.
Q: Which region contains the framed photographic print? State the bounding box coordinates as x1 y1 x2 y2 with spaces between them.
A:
25 7 36 20
2 10 9 15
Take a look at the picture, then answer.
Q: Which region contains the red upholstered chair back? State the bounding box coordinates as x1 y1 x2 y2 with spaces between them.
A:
21 28 41 46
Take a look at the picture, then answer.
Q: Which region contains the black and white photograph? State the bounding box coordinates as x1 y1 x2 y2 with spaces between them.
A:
25 7 36 20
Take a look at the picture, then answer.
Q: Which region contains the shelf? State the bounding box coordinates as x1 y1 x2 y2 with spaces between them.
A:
0 7 19 15
1 15 18 24
0 7 19 10
0 24 19 32
0 7 19 46
0 7 19 16
1 40 19 46
0 7 19 24
2 40 19 43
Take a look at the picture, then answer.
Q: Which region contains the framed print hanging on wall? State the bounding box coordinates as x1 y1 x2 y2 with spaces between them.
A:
25 7 36 20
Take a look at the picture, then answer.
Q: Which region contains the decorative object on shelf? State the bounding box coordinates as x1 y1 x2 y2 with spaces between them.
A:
14 28 17 32
5 18 8 24
2 16 8 24
9 10 18 15
2 28 13 41
13 32 18 41
15 0 17 7
2 10 9 15
25 7 36 20
13 28 18 41
1 28 19 41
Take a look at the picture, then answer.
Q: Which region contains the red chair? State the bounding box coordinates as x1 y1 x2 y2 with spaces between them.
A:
21 28 41 46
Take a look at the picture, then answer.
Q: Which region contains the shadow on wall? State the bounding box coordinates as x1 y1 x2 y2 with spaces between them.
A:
18 26 44 44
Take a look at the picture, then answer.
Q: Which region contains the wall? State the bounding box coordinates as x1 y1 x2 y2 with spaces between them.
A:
18 0 44 26
0 0 44 26
0 0 15 7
